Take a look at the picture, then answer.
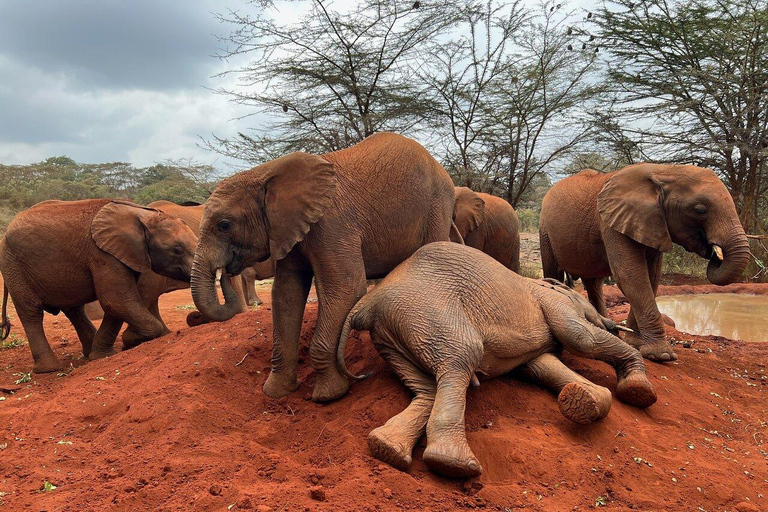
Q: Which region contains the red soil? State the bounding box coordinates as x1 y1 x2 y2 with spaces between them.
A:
1 284 766 512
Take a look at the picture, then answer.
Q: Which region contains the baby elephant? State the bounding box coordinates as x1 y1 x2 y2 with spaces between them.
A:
336 242 656 478
0 199 197 372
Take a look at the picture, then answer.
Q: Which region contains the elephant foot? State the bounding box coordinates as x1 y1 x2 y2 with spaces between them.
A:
617 370 657 408
423 437 482 479
311 369 350 403
639 341 677 362
557 382 612 424
263 371 300 399
89 348 116 361
368 427 414 471
33 356 65 374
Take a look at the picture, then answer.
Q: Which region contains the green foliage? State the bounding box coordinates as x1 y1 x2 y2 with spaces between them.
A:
661 246 707 278
0 157 219 235
516 208 540 233
0 334 25 350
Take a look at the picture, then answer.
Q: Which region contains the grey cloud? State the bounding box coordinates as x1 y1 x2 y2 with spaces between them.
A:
0 0 227 91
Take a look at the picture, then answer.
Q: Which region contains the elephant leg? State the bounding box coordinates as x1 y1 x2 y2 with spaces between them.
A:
18 304 62 373
263 257 312 399
229 275 248 310
308 253 367 403
368 345 436 471
241 269 262 306
423 367 482 478
582 277 609 317
250 289 264 307
421 327 484 478
604 231 675 362
520 353 612 424
540 229 561 281
123 297 169 349
89 314 124 360
62 306 96 357
543 304 657 409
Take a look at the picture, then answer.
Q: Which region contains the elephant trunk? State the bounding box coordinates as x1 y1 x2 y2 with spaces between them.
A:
706 227 750 286
190 251 243 322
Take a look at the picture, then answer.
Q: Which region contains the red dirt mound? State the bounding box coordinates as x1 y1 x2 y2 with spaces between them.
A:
1 286 767 511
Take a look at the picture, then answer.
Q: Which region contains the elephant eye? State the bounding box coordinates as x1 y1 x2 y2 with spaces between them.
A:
173 245 184 255
693 205 708 215
217 219 232 233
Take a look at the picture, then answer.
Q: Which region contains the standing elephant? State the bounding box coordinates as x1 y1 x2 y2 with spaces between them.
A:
191 132 461 402
452 187 520 272
540 164 749 362
0 199 198 372
239 259 276 306
122 200 251 341
336 242 656 478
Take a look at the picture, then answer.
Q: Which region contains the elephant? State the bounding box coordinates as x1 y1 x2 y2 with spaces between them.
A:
540 163 750 362
452 187 520 272
121 200 252 344
336 242 656 478
239 259 276 306
0 199 198 372
190 132 465 402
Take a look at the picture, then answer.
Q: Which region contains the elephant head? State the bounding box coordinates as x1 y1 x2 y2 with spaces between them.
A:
190 152 336 322
452 187 487 241
597 164 749 285
91 201 198 282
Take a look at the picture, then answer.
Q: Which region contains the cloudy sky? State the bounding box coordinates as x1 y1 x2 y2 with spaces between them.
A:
0 0 258 169
0 0 592 171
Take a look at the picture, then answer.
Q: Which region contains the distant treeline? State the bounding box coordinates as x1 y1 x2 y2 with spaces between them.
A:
0 156 219 233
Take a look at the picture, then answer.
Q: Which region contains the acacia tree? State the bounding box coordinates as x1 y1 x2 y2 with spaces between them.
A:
418 1 527 191
593 0 768 232
420 1 603 206
207 0 461 162
490 3 603 206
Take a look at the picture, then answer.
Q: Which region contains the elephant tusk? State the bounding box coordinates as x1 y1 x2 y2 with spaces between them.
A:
614 324 635 333
712 244 724 261
215 268 223 283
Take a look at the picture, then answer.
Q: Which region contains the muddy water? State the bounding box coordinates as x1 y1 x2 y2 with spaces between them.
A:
656 293 768 342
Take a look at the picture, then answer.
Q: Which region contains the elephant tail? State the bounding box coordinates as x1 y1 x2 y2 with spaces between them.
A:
450 221 465 244
0 284 10 341
336 295 376 381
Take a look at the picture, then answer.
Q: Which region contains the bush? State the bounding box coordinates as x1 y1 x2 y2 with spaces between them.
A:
661 245 707 278
517 208 539 233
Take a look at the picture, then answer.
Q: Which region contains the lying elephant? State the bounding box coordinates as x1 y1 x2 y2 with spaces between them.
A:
336 242 656 478
452 187 520 273
0 199 197 372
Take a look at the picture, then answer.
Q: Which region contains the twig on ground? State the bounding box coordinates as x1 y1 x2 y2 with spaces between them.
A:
235 352 251 366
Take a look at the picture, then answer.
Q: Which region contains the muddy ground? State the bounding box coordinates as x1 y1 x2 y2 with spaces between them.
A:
0 279 766 512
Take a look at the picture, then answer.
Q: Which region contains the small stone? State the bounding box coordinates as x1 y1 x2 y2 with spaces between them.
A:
735 502 759 512
683 342 692 348
383 488 393 499
255 506 273 512
209 484 223 496
237 497 253 509
309 486 326 501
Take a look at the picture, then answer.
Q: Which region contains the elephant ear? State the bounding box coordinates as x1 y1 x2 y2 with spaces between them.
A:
597 165 673 252
453 187 487 238
91 201 155 273
263 152 336 261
